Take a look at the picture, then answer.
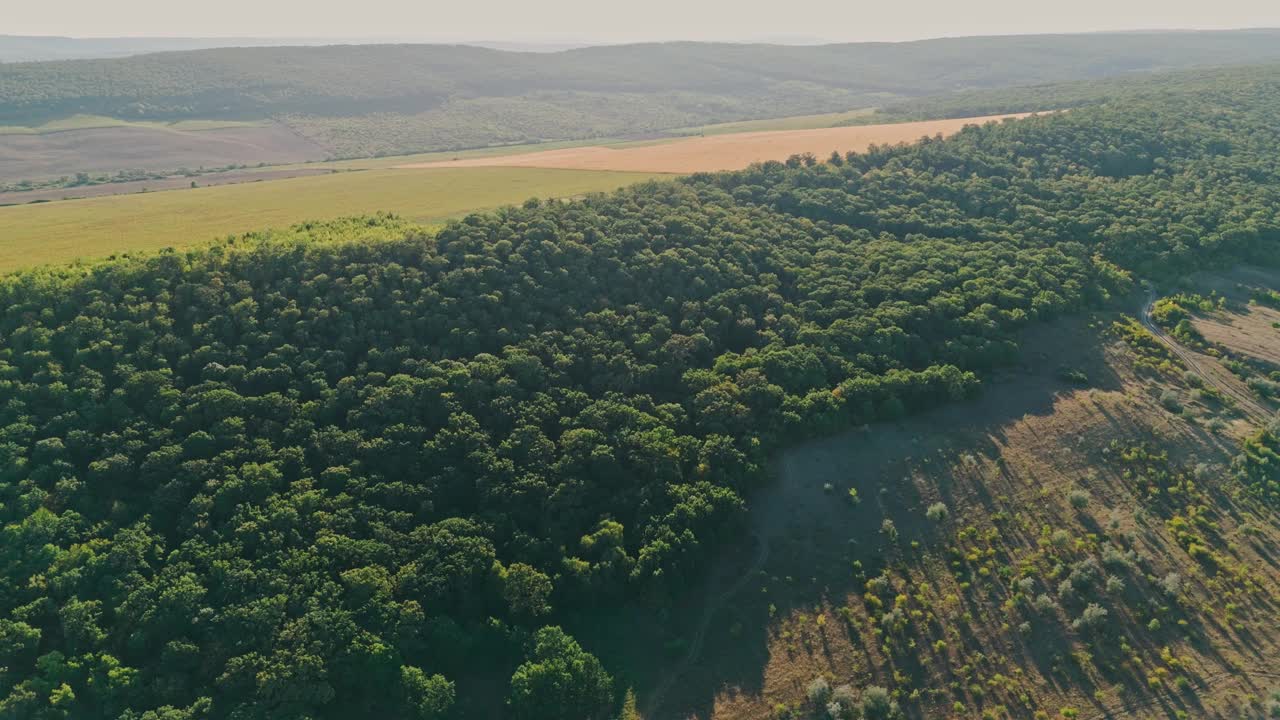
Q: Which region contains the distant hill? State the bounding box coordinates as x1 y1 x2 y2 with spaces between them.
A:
0 35 591 63
0 35 319 63
6 30 1280 124
7 30 1280 163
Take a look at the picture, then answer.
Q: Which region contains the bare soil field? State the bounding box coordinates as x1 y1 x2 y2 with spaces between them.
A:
397 113 1036 173
1188 267 1280 368
0 167 338 206
635 299 1279 720
0 123 327 183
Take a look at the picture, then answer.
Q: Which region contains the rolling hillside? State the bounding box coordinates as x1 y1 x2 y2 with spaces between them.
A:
4 30 1280 163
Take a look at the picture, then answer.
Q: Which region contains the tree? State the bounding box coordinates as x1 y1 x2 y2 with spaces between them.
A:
1072 603 1109 633
401 666 455 720
502 563 554 618
509 627 613 720
861 685 899 719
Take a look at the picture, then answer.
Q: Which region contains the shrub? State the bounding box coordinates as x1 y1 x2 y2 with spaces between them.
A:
861 685 898 719
1068 489 1090 509
1057 366 1090 385
1105 575 1125 594
1072 603 1109 632
880 518 898 542
926 502 949 522
807 676 832 706
1101 543 1134 570
830 685 858 719
1160 573 1183 597
1033 594 1057 613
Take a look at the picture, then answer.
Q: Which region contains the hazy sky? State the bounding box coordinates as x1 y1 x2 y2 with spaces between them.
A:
8 0 1280 43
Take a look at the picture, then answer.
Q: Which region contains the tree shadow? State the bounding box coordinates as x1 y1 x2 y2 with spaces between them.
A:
578 308 1268 719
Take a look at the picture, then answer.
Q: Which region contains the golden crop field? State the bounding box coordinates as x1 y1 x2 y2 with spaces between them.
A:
0 167 665 273
400 113 1033 173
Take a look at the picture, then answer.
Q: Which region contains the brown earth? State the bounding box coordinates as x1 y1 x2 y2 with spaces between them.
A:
0 123 327 183
1188 266 1280 368
395 113 1038 174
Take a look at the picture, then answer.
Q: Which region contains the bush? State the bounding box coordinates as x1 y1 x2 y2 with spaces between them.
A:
831 684 857 706
861 685 899 719
880 518 898 542
1057 366 1090 385
1101 543 1134 570
807 676 832 706
1068 489 1090 509
1071 603 1109 632
925 502 949 522
1033 594 1058 613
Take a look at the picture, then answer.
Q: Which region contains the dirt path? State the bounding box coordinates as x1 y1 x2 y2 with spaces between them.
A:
643 533 771 719
1140 285 1272 423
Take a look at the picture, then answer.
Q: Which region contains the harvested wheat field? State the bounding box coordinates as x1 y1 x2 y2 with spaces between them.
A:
397 113 1038 173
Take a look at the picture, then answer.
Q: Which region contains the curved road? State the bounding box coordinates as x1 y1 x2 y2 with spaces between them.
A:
1140 285 1271 423
643 533 770 719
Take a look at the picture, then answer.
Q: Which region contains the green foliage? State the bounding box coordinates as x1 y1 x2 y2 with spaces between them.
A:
860 684 899 719
400 666 455 720
508 627 612 720
1232 423 1280 505
1111 319 1183 376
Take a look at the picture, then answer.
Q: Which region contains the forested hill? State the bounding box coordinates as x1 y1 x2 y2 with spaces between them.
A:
4 30 1280 125
865 61 1280 123
2 66 1280 719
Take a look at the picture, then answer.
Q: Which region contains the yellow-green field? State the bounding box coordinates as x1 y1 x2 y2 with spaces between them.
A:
0 106 886 274
0 167 665 272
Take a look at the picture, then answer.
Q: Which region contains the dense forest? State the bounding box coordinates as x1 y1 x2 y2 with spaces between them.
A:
864 61 1280 124
2 65 1280 719
5 31 1280 155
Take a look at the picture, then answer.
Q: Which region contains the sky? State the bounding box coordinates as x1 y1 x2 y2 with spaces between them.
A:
7 0 1280 43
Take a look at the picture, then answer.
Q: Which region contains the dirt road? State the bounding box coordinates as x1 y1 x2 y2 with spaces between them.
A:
1140 285 1272 423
